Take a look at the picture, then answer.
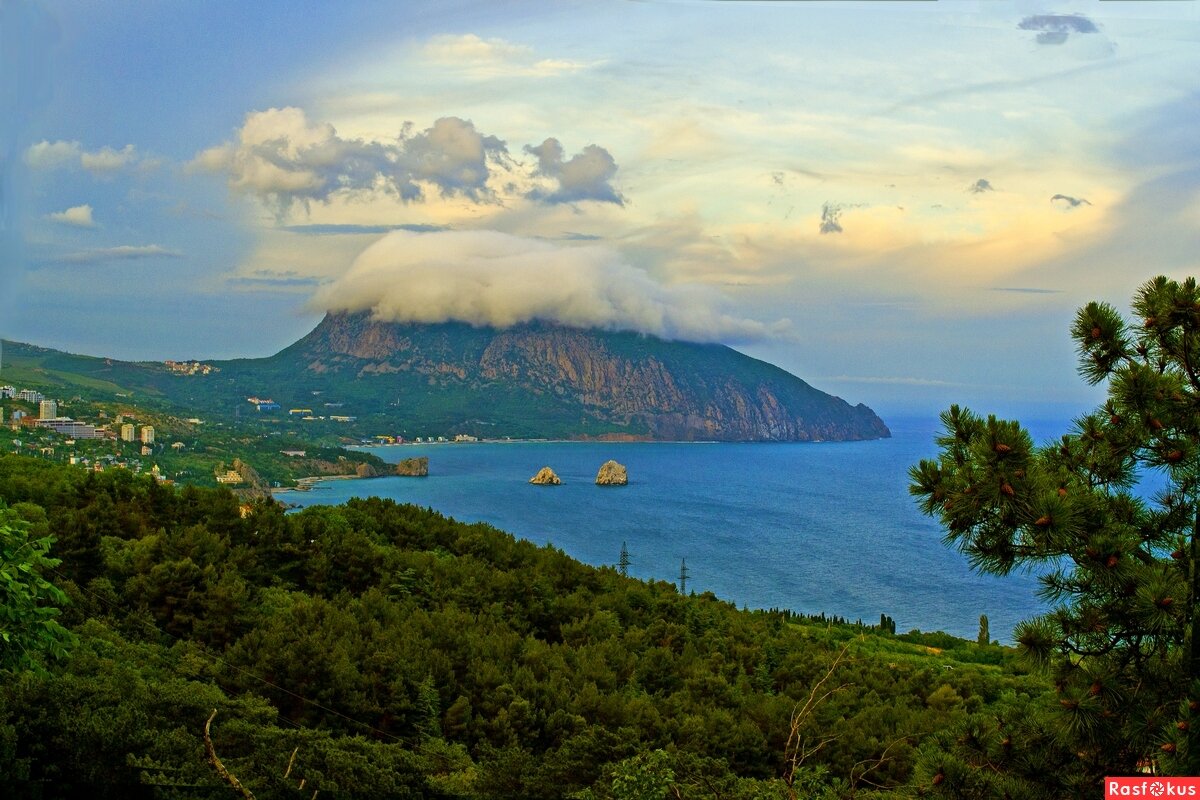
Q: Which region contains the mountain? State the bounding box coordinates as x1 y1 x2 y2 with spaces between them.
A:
0 315 889 441
245 312 889 441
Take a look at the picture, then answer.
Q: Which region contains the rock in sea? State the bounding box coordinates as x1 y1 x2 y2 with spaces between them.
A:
595 460 628 486
529 466 561 485
395 456 429 477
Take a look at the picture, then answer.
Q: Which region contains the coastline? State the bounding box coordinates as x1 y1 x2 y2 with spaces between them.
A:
273 473 365 493
282 433 894 494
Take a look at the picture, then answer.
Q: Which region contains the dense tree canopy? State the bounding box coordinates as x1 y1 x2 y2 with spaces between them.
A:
0 506 73 674
0 450 1045 798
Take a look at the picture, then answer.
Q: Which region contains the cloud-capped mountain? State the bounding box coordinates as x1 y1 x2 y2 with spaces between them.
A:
250 312 890 442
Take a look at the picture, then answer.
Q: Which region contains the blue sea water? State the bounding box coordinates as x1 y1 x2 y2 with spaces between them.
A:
282 416 1074 642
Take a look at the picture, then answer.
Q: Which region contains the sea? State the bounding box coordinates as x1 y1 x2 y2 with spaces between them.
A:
281 416 1079 642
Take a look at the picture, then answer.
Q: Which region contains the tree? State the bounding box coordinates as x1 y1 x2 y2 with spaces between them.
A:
910 276 1200 784
0 507 73 673
976 614 989 647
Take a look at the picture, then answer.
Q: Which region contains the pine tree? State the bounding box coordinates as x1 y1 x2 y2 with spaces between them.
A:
977 614 989 647
910 276 1200 782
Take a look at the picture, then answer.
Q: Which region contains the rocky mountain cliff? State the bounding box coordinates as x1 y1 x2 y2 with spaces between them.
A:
260 312 889 442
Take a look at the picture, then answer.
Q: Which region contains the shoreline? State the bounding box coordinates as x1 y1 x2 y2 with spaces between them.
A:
283 436 886 492
274 473 364 493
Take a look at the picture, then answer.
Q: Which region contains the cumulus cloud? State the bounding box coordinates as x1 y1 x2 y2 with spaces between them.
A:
524 138 624 205
819 203 844 234
54 245 183 263
310 230 782 344
46 204 96 228
1051 193 1091 208
80 144 137 174
193 108 627 215
1018 14 1099 45
968 178 995 194
403 117 507 198
24 140 141 175
25 139 81 169
191 107 509 213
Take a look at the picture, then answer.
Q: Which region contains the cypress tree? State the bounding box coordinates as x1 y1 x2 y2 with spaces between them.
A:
977 614 989 647
911 276 1200 781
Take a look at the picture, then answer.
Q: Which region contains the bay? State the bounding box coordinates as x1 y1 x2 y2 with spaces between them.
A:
282 416 1071 642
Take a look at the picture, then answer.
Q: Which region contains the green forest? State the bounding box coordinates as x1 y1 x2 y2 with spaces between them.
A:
0 452 1052 799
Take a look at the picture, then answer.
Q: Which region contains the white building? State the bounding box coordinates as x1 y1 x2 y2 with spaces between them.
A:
17 389 43 403
39 399 57 420
120 423 136 442
140 425 155 444
38 418 102 439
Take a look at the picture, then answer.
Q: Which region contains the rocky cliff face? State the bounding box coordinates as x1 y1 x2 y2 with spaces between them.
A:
272 312 890 442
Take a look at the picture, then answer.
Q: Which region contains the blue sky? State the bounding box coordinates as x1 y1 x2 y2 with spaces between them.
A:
4 0 1199 418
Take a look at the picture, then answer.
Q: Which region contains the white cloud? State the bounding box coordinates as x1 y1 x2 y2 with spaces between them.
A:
310 229 783 344
25 139 82 169
24 140 141 174
46 204 97 228
192 107 631 217
190 107 508 213
80 144 138 175
423 33 531 63
420 33 592 77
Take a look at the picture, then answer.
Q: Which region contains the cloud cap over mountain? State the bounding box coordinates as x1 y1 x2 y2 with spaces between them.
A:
310 230 783 344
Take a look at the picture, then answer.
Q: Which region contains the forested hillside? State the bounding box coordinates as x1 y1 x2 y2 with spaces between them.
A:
0 455 1064 798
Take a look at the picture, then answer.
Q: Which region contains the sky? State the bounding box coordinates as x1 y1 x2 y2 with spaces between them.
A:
3 0 1199 419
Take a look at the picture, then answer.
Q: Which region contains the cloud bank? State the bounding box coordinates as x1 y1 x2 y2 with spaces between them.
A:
310 230 781 343
193 108 625 214
191 108 505 211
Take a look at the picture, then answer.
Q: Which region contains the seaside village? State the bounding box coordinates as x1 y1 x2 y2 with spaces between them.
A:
1 384 173 481
251 395 478 445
